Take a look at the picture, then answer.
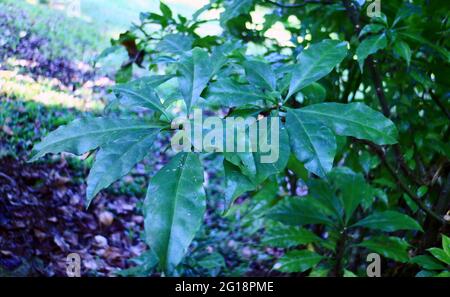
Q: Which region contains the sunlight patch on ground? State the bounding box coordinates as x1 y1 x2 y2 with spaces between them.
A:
0 69 106 111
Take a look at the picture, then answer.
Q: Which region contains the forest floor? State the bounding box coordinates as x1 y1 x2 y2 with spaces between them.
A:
0 0 278 276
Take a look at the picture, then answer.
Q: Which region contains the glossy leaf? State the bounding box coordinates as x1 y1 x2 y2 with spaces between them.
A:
299 102 398 145
30 117 161 161
410 255 446 270
112 76 173 117
329 167 374 223
428 248 450 265
393 40 412 66
268 197 334 226
156 33 193 55
273 250 323 273
357 236 410 262
287 39 348 98
86 130 160 206
243 60 277 92
353 211 423 232
356 33 387 71
178 48 214 113
206 78 268 108
223 160 256 210
144 153 206 272
286 108 336 177
263 224 321 248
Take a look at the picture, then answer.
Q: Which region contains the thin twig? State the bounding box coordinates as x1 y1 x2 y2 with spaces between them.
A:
353 138 448 225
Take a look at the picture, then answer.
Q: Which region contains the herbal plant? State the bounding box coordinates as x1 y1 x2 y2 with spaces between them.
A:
31 0 449 276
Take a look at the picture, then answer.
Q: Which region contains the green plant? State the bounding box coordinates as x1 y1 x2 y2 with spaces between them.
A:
31 0 449 276
410 234 450 277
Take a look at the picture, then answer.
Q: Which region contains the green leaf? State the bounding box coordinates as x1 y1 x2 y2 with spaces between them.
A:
358 24 385 38
112 76 173 118
287 39 348 98
344 270 357 277
352 211 423 232
329 167 373 223
263 224 321 248
442 235 450 256
197 253 226 270
301 82 327 103
116 250 159 277
223 160 256 210
159 1 173 19
115 64 133 83
210 41 241 75
307 179 343 219
248 118 290 184
273 250 323 273
410 255 446 271
144 153 206 272
156 34 193 55
299 102 398 145
393 40 412 66
206 78 268 108
357 236 410 262
178 48 214 113
86 129 160 206
428 248 450 265
30 117 161 161
436 271 450 277
243 60 277 92
221 0 254 25
286 108 336 178
268 197 333 226
356 33 387 71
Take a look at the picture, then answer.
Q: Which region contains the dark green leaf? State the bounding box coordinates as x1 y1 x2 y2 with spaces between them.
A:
357 236 410 262
410 255 446 270
223 160 256 210
356 33 387 71
178 48 214 113
112 76 173 117
286 108 336 177
273 250 323 273
263 224 322 248
144 153 206 272
30 117 162 161
243 60 277 92
268 197 334 226
206 79 268 108
287 39 348 98
353 211 423 232
393 40 412 66
86 129 160 206
299 102 398 145
428 248 450 265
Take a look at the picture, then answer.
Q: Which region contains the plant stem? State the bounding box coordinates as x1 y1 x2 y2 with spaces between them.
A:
331 228 347 277
353 138 448 225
